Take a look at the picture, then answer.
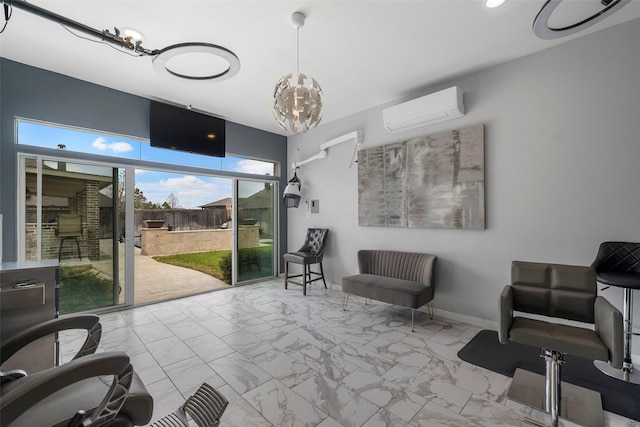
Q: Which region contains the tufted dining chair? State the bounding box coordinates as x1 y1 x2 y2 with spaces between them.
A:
283 228 329 295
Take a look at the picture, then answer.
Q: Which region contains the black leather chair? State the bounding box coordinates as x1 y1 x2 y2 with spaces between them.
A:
283 228 329 295
592 241 640 383
499 261 623 427
1 351 141 427
0 315 153 427
1 315 102 385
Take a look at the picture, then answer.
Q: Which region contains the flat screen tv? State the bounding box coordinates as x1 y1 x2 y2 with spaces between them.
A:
150 101 226 157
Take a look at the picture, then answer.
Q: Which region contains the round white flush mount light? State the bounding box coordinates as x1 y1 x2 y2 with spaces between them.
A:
533 0 630 40
153 43 240 81
483 0 506 9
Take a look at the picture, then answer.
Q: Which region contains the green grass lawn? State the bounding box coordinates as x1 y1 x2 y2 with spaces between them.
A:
59 247 273 314
153 250 230 281
59 266 116 314
154 246 274 284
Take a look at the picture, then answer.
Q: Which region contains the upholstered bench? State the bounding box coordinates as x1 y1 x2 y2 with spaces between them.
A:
341 250 437 331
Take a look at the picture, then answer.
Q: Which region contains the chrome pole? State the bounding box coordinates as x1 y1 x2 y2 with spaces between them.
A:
623 288 634 372
544 350 562 427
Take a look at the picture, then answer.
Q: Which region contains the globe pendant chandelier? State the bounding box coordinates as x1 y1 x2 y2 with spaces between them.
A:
274 12 323 134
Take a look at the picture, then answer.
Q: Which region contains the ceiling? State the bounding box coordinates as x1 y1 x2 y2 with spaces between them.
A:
1 1 639 136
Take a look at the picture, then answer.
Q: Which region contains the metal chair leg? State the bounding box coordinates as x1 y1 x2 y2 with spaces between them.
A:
342 293 350 311
303 264 308 296
58 237 82 260
284 261 288 290
74 237 81 259
411 309 415 332
623 287 634 371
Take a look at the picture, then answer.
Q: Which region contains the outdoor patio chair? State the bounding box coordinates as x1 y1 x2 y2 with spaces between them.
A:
56 214 83 260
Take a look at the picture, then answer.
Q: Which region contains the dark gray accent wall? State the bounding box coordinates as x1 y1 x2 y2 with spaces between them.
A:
0 58 287 264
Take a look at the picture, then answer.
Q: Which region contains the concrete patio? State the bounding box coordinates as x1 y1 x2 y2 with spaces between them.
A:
132 246 229 304
84 240 229 306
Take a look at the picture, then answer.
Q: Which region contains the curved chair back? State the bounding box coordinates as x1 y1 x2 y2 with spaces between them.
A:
511 261 597 323
299 228 329 260
357 250 436 288
592 241 640 274
56 214 82 237
0 352 137 427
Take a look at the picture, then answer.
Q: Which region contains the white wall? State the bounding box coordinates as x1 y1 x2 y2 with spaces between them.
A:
286 19 640 331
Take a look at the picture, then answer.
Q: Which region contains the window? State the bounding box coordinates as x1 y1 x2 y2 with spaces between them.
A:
17 119 277 176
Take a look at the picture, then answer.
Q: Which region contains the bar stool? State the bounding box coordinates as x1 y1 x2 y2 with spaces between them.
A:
56 214 82 260
592 241 640 384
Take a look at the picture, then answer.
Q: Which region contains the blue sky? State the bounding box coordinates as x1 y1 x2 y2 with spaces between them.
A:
19 121 275 208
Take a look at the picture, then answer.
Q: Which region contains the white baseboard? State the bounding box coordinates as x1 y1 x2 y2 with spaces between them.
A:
332 281 498 331
423 306 498 331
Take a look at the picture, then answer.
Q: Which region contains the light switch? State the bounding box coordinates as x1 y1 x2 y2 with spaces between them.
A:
311 199 320 214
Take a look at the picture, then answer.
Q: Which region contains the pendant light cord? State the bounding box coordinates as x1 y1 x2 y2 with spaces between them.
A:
296 26 300 75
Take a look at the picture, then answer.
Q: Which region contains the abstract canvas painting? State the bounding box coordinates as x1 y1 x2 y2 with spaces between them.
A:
358 124 485 229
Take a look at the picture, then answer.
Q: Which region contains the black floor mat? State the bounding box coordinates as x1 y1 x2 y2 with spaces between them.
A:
457 330 640 422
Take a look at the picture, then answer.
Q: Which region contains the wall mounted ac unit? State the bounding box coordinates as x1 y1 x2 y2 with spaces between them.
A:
383 86 465 132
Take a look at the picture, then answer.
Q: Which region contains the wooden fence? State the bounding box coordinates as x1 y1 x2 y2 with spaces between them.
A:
134 209 229 235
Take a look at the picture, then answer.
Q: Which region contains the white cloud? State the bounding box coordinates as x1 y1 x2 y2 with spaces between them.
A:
137 174 231 209
109 142 134 153
92 137 108 150
91 137 133 153
235 159 273 175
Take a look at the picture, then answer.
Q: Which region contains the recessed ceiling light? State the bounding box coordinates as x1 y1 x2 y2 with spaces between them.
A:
483 0 506 8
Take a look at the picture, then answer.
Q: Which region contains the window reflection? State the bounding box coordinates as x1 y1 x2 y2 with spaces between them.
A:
17 120 277 176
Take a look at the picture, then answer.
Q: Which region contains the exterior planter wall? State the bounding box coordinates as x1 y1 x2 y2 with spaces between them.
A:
140 225 260 256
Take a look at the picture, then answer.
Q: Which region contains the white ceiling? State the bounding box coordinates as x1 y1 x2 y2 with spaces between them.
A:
1 0 639 136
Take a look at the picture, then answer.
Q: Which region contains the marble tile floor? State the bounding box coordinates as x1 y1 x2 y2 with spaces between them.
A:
59 279 639 427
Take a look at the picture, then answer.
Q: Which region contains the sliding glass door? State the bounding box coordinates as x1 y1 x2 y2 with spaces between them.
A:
20 155 126 314
19 155 279 312
132 168 232 303
236 179 276 283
